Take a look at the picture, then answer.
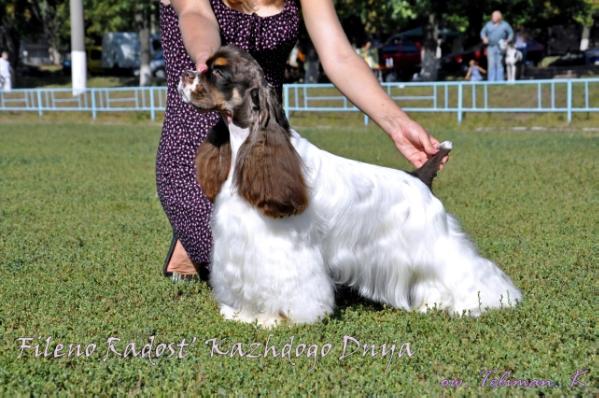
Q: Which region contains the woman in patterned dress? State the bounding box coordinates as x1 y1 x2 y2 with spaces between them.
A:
158 0 448 279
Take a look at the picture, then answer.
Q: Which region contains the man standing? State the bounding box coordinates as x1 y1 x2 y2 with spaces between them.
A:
0 51 12 91
480 11 514 82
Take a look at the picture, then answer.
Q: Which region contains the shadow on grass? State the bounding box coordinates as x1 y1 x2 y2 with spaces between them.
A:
331 285 385 319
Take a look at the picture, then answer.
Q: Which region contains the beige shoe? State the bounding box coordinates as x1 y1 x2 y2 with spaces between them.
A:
162 232 210 282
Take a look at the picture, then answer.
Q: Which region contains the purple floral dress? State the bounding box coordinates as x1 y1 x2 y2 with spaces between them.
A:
156 0 300 265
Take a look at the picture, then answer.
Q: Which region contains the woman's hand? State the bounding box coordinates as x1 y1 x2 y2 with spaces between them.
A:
194 50 212 72
196 60 208 73
389 118 447 169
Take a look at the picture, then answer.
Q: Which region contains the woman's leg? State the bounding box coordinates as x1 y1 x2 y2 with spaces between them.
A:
156 106 221 273
156 2 220 277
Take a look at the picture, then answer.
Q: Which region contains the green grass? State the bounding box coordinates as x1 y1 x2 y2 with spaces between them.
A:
0 119 597 396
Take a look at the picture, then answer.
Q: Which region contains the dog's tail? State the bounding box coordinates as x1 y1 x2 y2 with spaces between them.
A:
410 141 452 190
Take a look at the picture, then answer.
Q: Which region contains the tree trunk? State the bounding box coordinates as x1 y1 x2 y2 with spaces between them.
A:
419 13 439 81
69 0 86 95
580 24 590 51
137 4 151 86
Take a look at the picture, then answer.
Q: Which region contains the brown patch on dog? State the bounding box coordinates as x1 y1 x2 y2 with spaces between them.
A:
195 118 232 202
212 57 229 67
234 85 308 218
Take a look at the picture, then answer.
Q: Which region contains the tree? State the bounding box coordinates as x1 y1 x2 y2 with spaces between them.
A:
575 0 599 50
0 0 37 67
136 2 152 86
29 0 66 64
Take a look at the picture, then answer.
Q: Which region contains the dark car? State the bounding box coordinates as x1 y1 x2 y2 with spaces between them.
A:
378 35 421 82
585 47 599 65
551 47 599 66
439 45 487 78
150 51 165 81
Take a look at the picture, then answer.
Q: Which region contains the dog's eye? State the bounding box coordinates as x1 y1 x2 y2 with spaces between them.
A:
212 69 224 79
208 68 226 81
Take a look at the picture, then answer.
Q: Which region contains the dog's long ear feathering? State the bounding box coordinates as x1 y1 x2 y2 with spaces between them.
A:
195 118 232 202
234 84 308 218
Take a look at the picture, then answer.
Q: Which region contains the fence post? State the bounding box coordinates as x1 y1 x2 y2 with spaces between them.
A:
584 81 589 110
484 84 488 109
283 84 289 118
150 87 156 121
566 80 572 124
91 88 97 120
36 89 43 117
457 83 463 125
363 114 369 126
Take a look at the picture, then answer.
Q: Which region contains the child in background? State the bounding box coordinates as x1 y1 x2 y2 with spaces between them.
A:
465 59 486 81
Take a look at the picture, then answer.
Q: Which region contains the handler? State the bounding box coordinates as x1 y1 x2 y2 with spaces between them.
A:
480 10 514 82
157 0 448 280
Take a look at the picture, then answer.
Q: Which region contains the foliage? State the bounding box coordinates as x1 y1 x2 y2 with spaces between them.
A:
335 0 595 39
0 119 597 395
574 0 599 27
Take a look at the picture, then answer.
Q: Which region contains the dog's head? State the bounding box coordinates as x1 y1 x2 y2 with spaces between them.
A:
184 46 307 218
178 46 288 130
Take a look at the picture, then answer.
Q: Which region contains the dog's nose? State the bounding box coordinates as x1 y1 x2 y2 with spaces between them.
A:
181 70 197 84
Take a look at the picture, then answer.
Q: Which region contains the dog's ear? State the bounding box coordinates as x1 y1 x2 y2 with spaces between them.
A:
195 118 232 202
234 86 308 218
251 84 289 131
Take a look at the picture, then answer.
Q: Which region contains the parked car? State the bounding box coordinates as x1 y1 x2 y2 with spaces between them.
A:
102 32 161 71
378 35 421 82
62 46 104 75
546 47 599 67
150 51 165 81
585 47 599 65
439 45 487 78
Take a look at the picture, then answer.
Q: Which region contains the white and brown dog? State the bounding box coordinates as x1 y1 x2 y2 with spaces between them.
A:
179 46 522 327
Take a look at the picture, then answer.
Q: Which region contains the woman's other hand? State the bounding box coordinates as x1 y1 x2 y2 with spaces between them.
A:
389 118 448 169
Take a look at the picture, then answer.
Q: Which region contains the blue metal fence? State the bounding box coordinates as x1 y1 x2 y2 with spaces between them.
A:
0 78 597 124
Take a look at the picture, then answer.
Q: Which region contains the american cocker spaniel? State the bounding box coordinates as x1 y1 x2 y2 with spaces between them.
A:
179 46 522 327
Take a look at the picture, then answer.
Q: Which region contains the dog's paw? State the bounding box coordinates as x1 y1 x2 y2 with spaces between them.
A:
256 313 284 329
219 304 238 320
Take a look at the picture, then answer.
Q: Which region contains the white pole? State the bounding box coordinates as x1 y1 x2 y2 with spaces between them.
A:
70 0 86 96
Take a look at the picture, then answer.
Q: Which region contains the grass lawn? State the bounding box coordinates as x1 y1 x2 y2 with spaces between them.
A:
0 119 597 396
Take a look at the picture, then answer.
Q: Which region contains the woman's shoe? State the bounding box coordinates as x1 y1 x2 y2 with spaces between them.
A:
162 231 178 278
163 232 209 282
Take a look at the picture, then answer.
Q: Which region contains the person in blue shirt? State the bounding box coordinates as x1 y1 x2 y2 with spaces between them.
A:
480 10 514 81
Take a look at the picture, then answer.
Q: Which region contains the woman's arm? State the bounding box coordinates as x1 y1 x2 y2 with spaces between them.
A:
171 0 221 71
300 0 445 168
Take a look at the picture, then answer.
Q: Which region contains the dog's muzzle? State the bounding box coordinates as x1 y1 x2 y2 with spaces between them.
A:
178 70 200 103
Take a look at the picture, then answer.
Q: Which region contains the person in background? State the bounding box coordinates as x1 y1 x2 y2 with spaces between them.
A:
480 11 513 81
0 51 12 91
514 29 528 63
505 43 523 82
357 41 380 81
465 59 486 81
